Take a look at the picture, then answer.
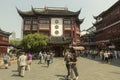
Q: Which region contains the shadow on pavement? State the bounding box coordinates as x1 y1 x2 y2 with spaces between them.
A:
12 70 18 72
0 65 5 69
110 71 120 74
0 67 5 69
55 75 66 80
11 69 20 77
59 78 66 80
11 74 20 77
41 65 48 68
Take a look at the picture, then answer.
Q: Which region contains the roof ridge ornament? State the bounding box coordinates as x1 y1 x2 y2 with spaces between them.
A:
44 5 47 10
31 6 34 12
44 7 68 11
93 15 98 20
64 5 68 11
16 7 22 14
77 8 81 14
79 18 84 24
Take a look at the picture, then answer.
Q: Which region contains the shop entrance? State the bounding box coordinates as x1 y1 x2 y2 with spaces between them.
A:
53 46 64 57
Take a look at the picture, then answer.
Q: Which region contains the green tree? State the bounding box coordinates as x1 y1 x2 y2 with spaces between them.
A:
21 33 48 53
9 39 22 55
10 39 21 46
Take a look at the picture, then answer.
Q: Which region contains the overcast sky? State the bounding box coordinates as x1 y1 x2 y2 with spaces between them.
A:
0 0 118 38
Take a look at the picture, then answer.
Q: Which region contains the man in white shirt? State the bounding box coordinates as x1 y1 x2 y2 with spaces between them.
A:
18 52 27 77
38 51 43 64
104 51 109 63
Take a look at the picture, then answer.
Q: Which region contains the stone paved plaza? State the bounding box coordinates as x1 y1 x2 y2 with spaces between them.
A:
0 57 120 80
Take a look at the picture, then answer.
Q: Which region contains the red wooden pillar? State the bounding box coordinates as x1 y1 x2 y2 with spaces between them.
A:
49 18 51 36
37 17 39 33
74 23 77 42
71 19 73 37
23 17 25 36
63 19 64 37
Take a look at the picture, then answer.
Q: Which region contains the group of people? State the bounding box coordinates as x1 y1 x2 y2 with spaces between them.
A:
99 50 114 63
38 51 54 67
2 49 79 79
64 49 79 80
17 52 32 77
81 49 119 63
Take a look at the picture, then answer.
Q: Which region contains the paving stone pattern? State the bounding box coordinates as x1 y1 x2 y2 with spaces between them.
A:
0 57 120 80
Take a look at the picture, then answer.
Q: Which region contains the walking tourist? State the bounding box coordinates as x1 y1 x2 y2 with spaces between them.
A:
50 51 54 63
64 50 71 79
18 52 27 77
69 53 79 80
46 52 50 67
43 52 47 63
17 54 21 71
38 51 43 64
27 53 32 71
99 50 103 60
109 50 114 62
3 53 10 69
46 52 51 67
104 50 109 63
114 49 118 59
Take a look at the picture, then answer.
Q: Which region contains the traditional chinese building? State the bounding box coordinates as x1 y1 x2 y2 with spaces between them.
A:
0 28 11 57
80 26 96 50
17 7 83 56
93 0 120 50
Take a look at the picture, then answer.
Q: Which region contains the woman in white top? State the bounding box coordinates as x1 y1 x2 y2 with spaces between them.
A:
104 51 109 63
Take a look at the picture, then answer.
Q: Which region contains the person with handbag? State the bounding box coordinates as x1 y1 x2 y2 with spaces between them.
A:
64 50 71 79
69 53 79 80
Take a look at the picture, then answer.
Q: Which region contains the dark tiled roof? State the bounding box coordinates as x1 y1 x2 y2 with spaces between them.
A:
0 28 11 36
93 0 120 19
17 7 81 17
16 8 34 16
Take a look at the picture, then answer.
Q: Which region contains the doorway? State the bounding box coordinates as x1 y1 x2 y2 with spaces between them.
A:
53 46 64 57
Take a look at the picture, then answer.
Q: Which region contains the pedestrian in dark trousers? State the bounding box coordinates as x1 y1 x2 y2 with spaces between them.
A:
64 50 71 79
46 52 51 67
3 53 10 69
17 54 20 71
43 52 47 64
69 54 79 80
